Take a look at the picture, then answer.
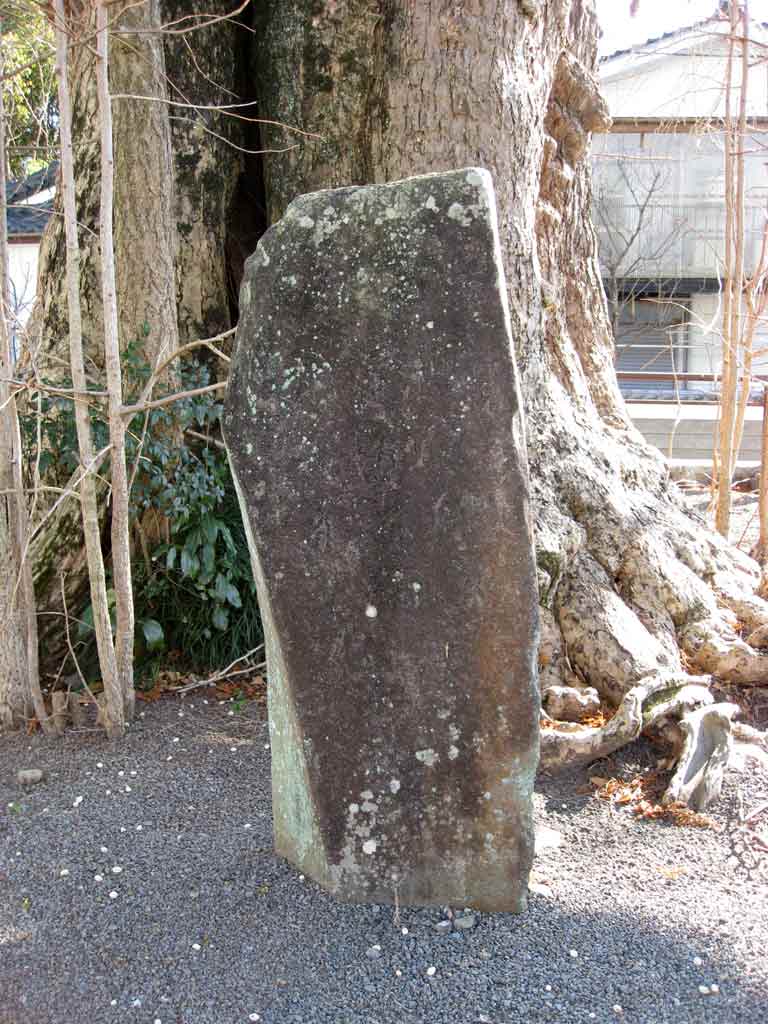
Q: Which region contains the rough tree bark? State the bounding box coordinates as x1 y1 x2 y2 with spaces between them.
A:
253 0 768 780
28 0 768 773
55 0 126 738
29 0 182 675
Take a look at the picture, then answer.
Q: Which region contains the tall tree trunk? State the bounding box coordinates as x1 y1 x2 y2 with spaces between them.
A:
253 0 768 723
35 0 180 379
28 0 768 743
55 0 126 738
160 0 252 344
30 0 182 677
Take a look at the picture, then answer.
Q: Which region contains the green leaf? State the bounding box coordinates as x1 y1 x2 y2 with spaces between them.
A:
141 619 165 652
180 549 200 578
225 583 242 609
214 573 229 602
183 528 203 555
202 543 216 576
212 605 229 631
201 516 219 544
220 524 236 555
166 546 177 571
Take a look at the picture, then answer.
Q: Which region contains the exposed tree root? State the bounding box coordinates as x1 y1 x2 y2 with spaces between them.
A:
664 703 739 811
533 401 768 805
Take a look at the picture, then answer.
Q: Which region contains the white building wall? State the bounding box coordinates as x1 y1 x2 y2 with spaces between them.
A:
688 292 768 381
592 130 768 281
8 241 39 327
602 30 768 122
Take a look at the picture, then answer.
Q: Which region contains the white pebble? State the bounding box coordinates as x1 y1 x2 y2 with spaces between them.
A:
426 966 436 977
401 927 409 935
248 1016 260 1022
569 949 578 958
711 984 720 995
545 985 552 992
125 786 132 793
230 747 237 753
172 737 179 743
73 796 83 808
192 943 201 951
130 771 137 777
264 744 269 750
110 1000 116 1006
203 700 208 705
111 866 123 874
365 604 378 619
698 985 711 995
109 890 118 899
244 824 252 829
96 762 103 769
154 1019 162 1024
105 790 111 796
119 827 126 833
395 969 402 977
60 869 69 877
118 771 124 777
136 825 143 831
228 710 235 716
298 874 305 881
100 846 108 853
94 874 103 882
613 1006 623 1015
693 956 703 966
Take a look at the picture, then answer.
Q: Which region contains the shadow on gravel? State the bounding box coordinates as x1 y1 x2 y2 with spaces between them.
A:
0 701 765 1024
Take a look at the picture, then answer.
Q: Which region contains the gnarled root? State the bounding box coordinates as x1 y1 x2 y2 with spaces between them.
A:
540 673 692 770
537 492 768 805
664 703 739 811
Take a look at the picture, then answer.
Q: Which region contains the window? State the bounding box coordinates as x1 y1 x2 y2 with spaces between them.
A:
614 296 690 396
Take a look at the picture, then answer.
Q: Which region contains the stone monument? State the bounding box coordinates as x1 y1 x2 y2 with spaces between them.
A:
223 168 539 911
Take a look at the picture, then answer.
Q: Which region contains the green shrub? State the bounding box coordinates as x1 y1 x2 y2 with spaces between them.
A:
27 339 263 679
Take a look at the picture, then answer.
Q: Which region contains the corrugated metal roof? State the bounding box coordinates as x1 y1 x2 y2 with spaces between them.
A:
6 162 57 239
599 11 768 65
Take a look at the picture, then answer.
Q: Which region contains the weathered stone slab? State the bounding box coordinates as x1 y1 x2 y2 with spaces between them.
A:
223 168 539 911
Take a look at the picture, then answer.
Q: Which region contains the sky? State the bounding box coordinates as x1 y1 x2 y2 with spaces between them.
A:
595 0 768 57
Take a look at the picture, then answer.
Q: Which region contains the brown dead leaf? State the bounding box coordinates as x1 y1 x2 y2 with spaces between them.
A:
136 684 164 703
596 770 717 829
581 704 617 729
25 717 39 736
589 775 611 789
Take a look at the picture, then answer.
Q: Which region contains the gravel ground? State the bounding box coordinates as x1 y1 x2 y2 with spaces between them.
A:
1 695 766 1024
